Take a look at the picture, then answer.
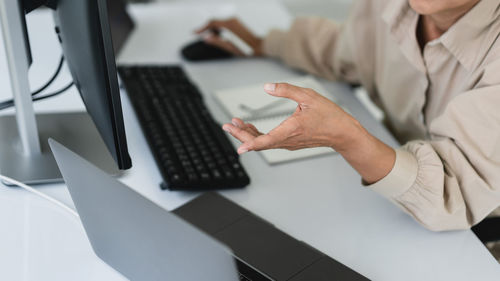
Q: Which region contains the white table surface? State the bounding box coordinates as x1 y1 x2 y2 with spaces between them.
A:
0 1 499 281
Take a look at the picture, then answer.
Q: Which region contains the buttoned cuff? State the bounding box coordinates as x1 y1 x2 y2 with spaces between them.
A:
365 148 418 199
262 29 287 58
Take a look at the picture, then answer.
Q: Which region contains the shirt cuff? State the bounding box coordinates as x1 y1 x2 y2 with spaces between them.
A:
262 29 287 58
365 148 419 199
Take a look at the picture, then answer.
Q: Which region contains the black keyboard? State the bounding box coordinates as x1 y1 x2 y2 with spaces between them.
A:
118 65 250 190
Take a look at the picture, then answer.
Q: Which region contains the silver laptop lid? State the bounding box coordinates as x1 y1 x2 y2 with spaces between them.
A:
49 139 238 281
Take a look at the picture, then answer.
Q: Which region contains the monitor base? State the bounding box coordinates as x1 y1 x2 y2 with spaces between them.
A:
0 112 121 185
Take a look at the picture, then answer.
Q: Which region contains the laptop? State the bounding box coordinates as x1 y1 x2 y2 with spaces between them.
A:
49 139 368 280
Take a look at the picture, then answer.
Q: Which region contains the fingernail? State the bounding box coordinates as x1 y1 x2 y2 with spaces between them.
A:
222 125 231 133
264 83 276 93
232 120 239 127
203 34 214 41
238 144 250 154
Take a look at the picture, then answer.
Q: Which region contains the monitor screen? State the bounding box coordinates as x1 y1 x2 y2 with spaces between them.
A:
53 0 132 169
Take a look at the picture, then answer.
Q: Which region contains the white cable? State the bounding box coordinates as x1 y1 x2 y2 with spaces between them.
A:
0 174 79 218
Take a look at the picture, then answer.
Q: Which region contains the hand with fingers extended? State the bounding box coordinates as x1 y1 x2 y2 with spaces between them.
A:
196 18 264 57
222 83 397 184
222 83 356 154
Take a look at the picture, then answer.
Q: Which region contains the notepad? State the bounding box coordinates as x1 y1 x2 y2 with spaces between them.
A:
214 76 338 164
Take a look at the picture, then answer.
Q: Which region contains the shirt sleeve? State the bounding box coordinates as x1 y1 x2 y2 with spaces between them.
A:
367 85 500 231
261 0 378 85
262 17 344 81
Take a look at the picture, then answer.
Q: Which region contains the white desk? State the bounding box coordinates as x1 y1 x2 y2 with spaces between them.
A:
0 2 499 281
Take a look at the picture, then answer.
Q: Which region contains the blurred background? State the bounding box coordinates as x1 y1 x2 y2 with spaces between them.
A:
122 0 382 119
265 0 353 20
129 0 355 21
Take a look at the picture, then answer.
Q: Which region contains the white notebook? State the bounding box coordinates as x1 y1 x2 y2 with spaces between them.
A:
214 76 338 164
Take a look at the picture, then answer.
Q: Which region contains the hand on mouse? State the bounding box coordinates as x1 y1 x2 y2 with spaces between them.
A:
196 18 264 57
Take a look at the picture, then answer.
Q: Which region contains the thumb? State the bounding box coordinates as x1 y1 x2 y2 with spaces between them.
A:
263 83 309 104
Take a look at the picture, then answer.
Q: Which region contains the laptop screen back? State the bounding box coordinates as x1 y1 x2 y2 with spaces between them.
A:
49 139 238 281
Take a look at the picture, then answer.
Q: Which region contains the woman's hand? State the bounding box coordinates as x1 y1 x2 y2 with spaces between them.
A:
222 83 396 184
222 83 358 153
196 18 264 57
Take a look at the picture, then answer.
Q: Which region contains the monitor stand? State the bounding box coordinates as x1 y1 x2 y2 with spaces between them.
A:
0 0 120 185
0 113 121 185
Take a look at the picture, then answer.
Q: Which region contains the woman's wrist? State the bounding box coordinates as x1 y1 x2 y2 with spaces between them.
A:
328 115 365 152
330 116 396 184
252 37 265 57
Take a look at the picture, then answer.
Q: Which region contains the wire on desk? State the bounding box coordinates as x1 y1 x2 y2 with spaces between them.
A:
0 174 79 218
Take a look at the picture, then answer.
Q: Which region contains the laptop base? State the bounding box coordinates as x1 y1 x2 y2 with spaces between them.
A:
174 192 369 281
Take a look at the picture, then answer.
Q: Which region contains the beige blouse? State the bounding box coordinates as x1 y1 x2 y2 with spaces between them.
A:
262 0 500 231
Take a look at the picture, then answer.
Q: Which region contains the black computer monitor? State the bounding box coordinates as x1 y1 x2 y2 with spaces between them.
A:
53 0 132 169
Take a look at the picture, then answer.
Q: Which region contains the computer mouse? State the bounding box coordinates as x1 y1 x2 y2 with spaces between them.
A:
181 40 234 61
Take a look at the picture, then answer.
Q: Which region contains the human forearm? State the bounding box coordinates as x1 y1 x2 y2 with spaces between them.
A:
330 118 396 184
222 82 396 185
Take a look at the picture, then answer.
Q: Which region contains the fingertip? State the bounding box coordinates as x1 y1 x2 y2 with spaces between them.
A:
232 118 244 127
240 141 254 153
263 83 276 94
233 117 244 123
237 146 249 154
203 34 214 41
222 124 232 133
